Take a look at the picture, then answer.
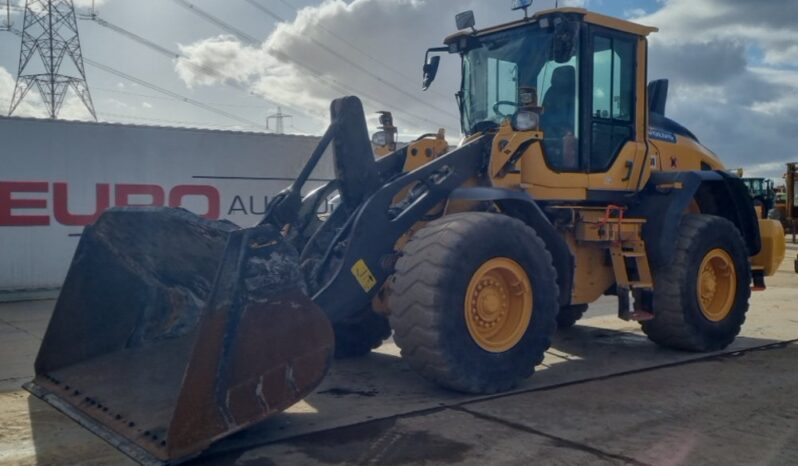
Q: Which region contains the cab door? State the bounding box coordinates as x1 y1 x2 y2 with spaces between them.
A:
584 29 650 195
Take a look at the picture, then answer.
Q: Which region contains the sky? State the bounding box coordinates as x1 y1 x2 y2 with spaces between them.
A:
0 0 796 179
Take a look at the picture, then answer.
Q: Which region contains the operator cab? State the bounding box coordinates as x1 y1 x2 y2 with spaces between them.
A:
424 8 658 199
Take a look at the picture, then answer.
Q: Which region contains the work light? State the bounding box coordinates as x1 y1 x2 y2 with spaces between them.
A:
512 0 533 11
513 111 540 131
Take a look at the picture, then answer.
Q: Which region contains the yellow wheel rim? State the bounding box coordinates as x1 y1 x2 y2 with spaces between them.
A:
697 249 737 322
464 257 532 353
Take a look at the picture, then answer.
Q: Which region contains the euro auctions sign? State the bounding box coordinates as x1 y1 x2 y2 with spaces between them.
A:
0 117 333 291
0 181 222 226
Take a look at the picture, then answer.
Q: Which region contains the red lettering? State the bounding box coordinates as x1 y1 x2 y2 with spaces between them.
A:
53 182 111 226
115 184 165 207
0 181 50 226
168 185 220 220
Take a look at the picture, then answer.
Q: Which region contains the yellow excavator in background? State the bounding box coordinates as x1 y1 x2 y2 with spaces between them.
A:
26 5 786 464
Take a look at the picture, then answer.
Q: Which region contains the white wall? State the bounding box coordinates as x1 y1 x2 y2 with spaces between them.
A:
0 116 334 291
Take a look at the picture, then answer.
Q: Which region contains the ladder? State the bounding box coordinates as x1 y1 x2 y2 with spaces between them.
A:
583 205 655 321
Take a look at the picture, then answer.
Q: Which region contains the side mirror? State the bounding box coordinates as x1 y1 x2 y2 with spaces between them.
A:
422 55 441 91
455 10 475 30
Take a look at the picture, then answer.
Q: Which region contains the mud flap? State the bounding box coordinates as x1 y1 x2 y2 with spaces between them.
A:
25 207 333 464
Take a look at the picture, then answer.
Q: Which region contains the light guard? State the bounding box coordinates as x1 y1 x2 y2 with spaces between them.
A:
512 0 533 11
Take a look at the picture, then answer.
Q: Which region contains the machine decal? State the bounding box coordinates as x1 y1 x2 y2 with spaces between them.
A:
648 128 677 143
351 259 377 292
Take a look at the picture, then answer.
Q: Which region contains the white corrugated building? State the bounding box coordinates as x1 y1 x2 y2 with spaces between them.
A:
0 116 334 298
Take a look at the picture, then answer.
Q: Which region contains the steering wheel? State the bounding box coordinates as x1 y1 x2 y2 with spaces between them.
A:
493 100 519 118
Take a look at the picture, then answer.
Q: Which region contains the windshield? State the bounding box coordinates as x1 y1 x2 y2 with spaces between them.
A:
745 179 766 195
460 23 579 137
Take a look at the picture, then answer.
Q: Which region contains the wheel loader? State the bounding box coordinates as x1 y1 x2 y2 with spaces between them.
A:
25 6 787 464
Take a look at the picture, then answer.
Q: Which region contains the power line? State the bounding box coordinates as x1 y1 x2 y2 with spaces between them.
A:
4 25 266 128
0 95 265 131
172 0 452 130
241 0 458 120
83 57 265 127
93 15 181 59
269 47 447 131
82 13 317 122
269 0 451 102
174 0 259 43
94 86 271 109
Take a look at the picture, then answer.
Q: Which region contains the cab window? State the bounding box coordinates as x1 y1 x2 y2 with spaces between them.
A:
590 34 636 172
539 56 579 171
487 58 519 122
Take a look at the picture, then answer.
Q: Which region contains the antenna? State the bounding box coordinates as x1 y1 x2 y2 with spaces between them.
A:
266 106 292 134
9 0 97 120
511 0 533 19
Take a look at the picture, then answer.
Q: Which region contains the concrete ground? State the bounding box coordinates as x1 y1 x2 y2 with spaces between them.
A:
0 241 796 465
196 342 798 466
0 300 50 393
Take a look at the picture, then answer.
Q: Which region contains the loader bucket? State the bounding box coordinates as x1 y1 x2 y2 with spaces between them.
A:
24 207 334 464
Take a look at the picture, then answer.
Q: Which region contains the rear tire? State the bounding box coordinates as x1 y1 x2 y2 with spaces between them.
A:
556 304 588 329
642 214 751 351
332 310 391 358
389 213 559 394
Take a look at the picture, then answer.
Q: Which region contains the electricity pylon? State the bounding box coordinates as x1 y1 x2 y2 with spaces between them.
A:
9 0 97 120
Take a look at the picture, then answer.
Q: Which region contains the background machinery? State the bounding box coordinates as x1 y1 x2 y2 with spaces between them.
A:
769 163 798 242
26 6 786 464
741 177 777 219
774 162 798 271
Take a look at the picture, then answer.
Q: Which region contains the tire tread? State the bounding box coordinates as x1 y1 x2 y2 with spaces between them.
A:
389 212 558 393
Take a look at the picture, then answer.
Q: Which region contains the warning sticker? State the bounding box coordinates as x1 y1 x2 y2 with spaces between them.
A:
351 259 377 293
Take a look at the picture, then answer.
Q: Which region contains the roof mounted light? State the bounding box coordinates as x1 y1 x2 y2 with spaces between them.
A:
455 10 475 31
512 0 533 19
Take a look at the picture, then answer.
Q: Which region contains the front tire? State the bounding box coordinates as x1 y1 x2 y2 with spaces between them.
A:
642 214 751 351
389 213 559 394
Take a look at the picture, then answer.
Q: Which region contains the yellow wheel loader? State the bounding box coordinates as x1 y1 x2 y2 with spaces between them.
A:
26 6 786 464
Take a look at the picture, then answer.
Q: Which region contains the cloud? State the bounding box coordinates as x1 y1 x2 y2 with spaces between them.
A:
175 0 527 135
638 0 798 178
649 40 747 86
173 0 797 179
176 35 271 87
640 0 798 65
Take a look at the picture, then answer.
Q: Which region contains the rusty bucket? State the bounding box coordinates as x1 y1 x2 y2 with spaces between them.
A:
25 207 333 464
